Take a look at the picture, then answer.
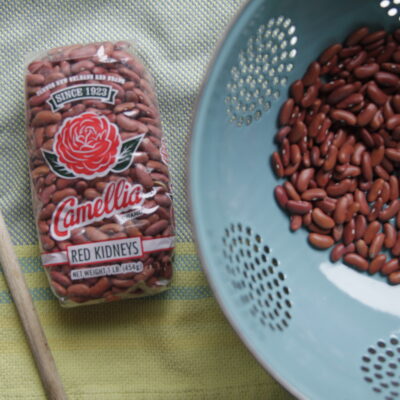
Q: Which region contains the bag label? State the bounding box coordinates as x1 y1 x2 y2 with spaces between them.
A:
47 84 117 111
67 237 142 266
50 178 149 241
70 261 144 280
41 235 175 268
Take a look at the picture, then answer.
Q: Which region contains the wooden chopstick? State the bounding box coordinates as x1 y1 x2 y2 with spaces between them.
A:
0 210 67 399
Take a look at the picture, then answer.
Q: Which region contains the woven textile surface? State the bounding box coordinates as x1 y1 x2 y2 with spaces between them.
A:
0 1 293 398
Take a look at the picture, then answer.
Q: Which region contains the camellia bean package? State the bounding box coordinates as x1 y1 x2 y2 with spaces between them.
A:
25 42 175 307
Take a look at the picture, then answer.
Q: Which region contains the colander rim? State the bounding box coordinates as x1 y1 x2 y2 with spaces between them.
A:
187 0 305 398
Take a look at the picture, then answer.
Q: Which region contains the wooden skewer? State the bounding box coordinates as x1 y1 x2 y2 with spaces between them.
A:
0 210 67 400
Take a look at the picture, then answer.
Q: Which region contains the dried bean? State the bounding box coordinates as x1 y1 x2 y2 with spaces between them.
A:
343 253 369 271
308 233 334 249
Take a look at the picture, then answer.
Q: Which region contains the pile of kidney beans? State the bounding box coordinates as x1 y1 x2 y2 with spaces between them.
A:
272 27 400 284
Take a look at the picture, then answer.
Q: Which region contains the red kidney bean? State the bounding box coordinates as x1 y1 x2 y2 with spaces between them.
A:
330 109 357 125
333 196 348 224
368 197 384 222
386 115 400 131
308 223 331 235
392 233 400 256
308 233 334 249
362 30 387 45
331 225 343 242
375 71 399 87
321 80 346 95
384 223 397 248
351 143 366 165
290 215 302 231
272 152 285 178
291 80 304 104
389 176 399 201
357 103 378 127
361 152 373 181
309 113 325 138
389 271 400 284
301 85 319 108
343 218 355 245
316 197 337 215
296 168 314 193
283 181 301 201
359 128 375 148
319 43 342 64
354 63 379 79
369 233 385 258
363 221 381 245
367 82 388 105
279 98 294 126
383 100 395 120
355 215 367 240
344 243 356 255
50 271 72 288
374 165 390 181
370 146 385 167
354 190 369 215
327 179 352 197
302 212 312 227
346 27 370 46
289 120 307 143
274 186 288 208
380 181 391 204
338 143 353 165
336 93 363 110
369 254 386 274
355 239 369 259
52 280 68 296
302 62 321 86
290 142 301 165
382 259 400 275
327 84 358 105
385 147 400 162
286 200 312 215
322 145 337 171
340 45 362 58
392 95 400 113
344 253 369 271
301 188 327 201
348 53 369 73
276 126 291 143
314 169 331 188
331 243 345 262
367 178 384 202
310 146 323 167
312 208 335 230
379 199 400 221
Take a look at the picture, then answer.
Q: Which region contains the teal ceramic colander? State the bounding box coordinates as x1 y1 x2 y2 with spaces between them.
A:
189 0 400 399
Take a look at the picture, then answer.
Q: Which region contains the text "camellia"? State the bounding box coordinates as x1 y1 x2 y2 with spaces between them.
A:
50 179 144 240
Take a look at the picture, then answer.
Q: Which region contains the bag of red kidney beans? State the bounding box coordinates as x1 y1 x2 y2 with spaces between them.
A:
24 42 175 307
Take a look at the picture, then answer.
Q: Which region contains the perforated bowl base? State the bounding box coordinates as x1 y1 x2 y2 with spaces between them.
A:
225 15 297 127
222 222 292 332
362 335 400 399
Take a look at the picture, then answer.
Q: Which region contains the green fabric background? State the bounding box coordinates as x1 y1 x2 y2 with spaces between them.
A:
0 1 294 398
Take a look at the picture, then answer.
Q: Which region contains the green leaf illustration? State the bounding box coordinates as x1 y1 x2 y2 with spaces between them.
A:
42 150 75 178
112 134 145 172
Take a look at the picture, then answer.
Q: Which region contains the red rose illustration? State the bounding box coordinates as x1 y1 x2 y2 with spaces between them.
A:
54 113 121 178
